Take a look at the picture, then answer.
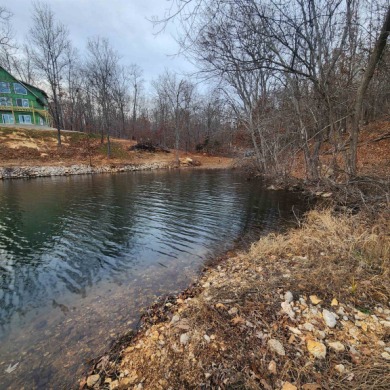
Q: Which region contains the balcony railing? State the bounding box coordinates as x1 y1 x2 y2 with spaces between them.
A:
0 102 52 125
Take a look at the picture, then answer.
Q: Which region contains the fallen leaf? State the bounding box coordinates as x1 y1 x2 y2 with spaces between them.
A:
231 316 246 325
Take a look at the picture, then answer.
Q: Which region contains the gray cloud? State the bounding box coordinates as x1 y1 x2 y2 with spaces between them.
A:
8 0 195 85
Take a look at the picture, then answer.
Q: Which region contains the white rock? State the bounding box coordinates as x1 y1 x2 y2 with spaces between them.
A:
303 322 314 332
228 307 238 315
171 315 180 324
323 309 337 328
180 333 190 345
335 364 346 373
268 360 277 374
288 327 302 335
382 352 390 361
328 341 345 352
281 301 295 320
267 339 285 356
316 330 326 340
203 334 210 343
284 291 294 303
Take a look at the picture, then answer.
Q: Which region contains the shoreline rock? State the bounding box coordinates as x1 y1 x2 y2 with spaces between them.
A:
0 162 171 180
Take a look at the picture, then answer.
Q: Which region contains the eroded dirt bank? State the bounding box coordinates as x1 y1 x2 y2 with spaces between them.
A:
81 208 390 390
0 127 233 179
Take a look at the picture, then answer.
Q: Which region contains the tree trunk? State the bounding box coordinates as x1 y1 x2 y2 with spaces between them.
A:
348 6 390 176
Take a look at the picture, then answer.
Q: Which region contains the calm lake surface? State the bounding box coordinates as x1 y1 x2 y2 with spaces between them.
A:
0 170 307 389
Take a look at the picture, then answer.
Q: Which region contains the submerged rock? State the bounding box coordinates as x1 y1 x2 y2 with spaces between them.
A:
86 374 100 388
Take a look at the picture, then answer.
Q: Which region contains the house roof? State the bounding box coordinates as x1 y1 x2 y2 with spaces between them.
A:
0 65 49 100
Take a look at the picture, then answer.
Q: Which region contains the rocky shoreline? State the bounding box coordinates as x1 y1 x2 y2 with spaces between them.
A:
80 209 390 390
0 162 171 180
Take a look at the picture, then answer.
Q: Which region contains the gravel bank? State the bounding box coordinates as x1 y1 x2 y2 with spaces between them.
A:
0 162 171 180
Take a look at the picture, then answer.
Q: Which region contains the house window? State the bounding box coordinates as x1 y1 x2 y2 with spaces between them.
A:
0 82 11 93
14 83 27 95
18 115 32 124
2 114 14 124
0 97 12 106
15 98 29 107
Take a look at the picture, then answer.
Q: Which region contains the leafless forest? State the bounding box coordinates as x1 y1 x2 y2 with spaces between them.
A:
1 1 389 179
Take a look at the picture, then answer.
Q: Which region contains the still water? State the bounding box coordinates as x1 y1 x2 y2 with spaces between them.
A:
0 170 307 389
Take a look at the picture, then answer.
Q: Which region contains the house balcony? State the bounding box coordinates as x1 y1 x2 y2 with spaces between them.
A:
0 103 52 126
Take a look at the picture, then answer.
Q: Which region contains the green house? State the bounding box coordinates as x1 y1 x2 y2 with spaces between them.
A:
0 66 52 127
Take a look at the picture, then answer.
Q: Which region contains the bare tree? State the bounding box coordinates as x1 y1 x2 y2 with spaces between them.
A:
84 36 119 157
348 5 390 176
0 7 17 71
128 64 143 139
152 71 195 162
29 1 71 145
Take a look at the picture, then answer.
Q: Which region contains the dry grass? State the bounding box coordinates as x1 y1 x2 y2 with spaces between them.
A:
248 209 390 306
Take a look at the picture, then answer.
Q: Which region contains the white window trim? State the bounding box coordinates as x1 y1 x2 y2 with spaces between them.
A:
0 97 12 106
16 98 29 107
18 114 32 124
2 113 15 124
0 81 11 93
14 83 28 95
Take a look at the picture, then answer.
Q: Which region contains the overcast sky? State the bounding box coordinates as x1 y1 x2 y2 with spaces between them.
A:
8 0 196 88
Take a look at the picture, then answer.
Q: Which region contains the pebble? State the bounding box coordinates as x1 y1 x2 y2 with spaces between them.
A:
285 291 294 303
281 301 295 320
323 309 337 328
315 330 326 340
228 307 238 315
86 374 100 388
203 334 210 343
110 380 119 390
328 341 345 352
180 333 189 345
282 382 297 390
307 340 327 359
267 339 286 356
309 295 322 305
171 315 180 324
334 364 346 373
268 360 277 374
288 327 302 335
382 352 390 361
303 322 314 332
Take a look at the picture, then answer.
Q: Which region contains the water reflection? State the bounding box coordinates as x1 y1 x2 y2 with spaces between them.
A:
0 170 306 388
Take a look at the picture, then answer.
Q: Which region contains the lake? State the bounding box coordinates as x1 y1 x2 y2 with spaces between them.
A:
0 170 307 389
